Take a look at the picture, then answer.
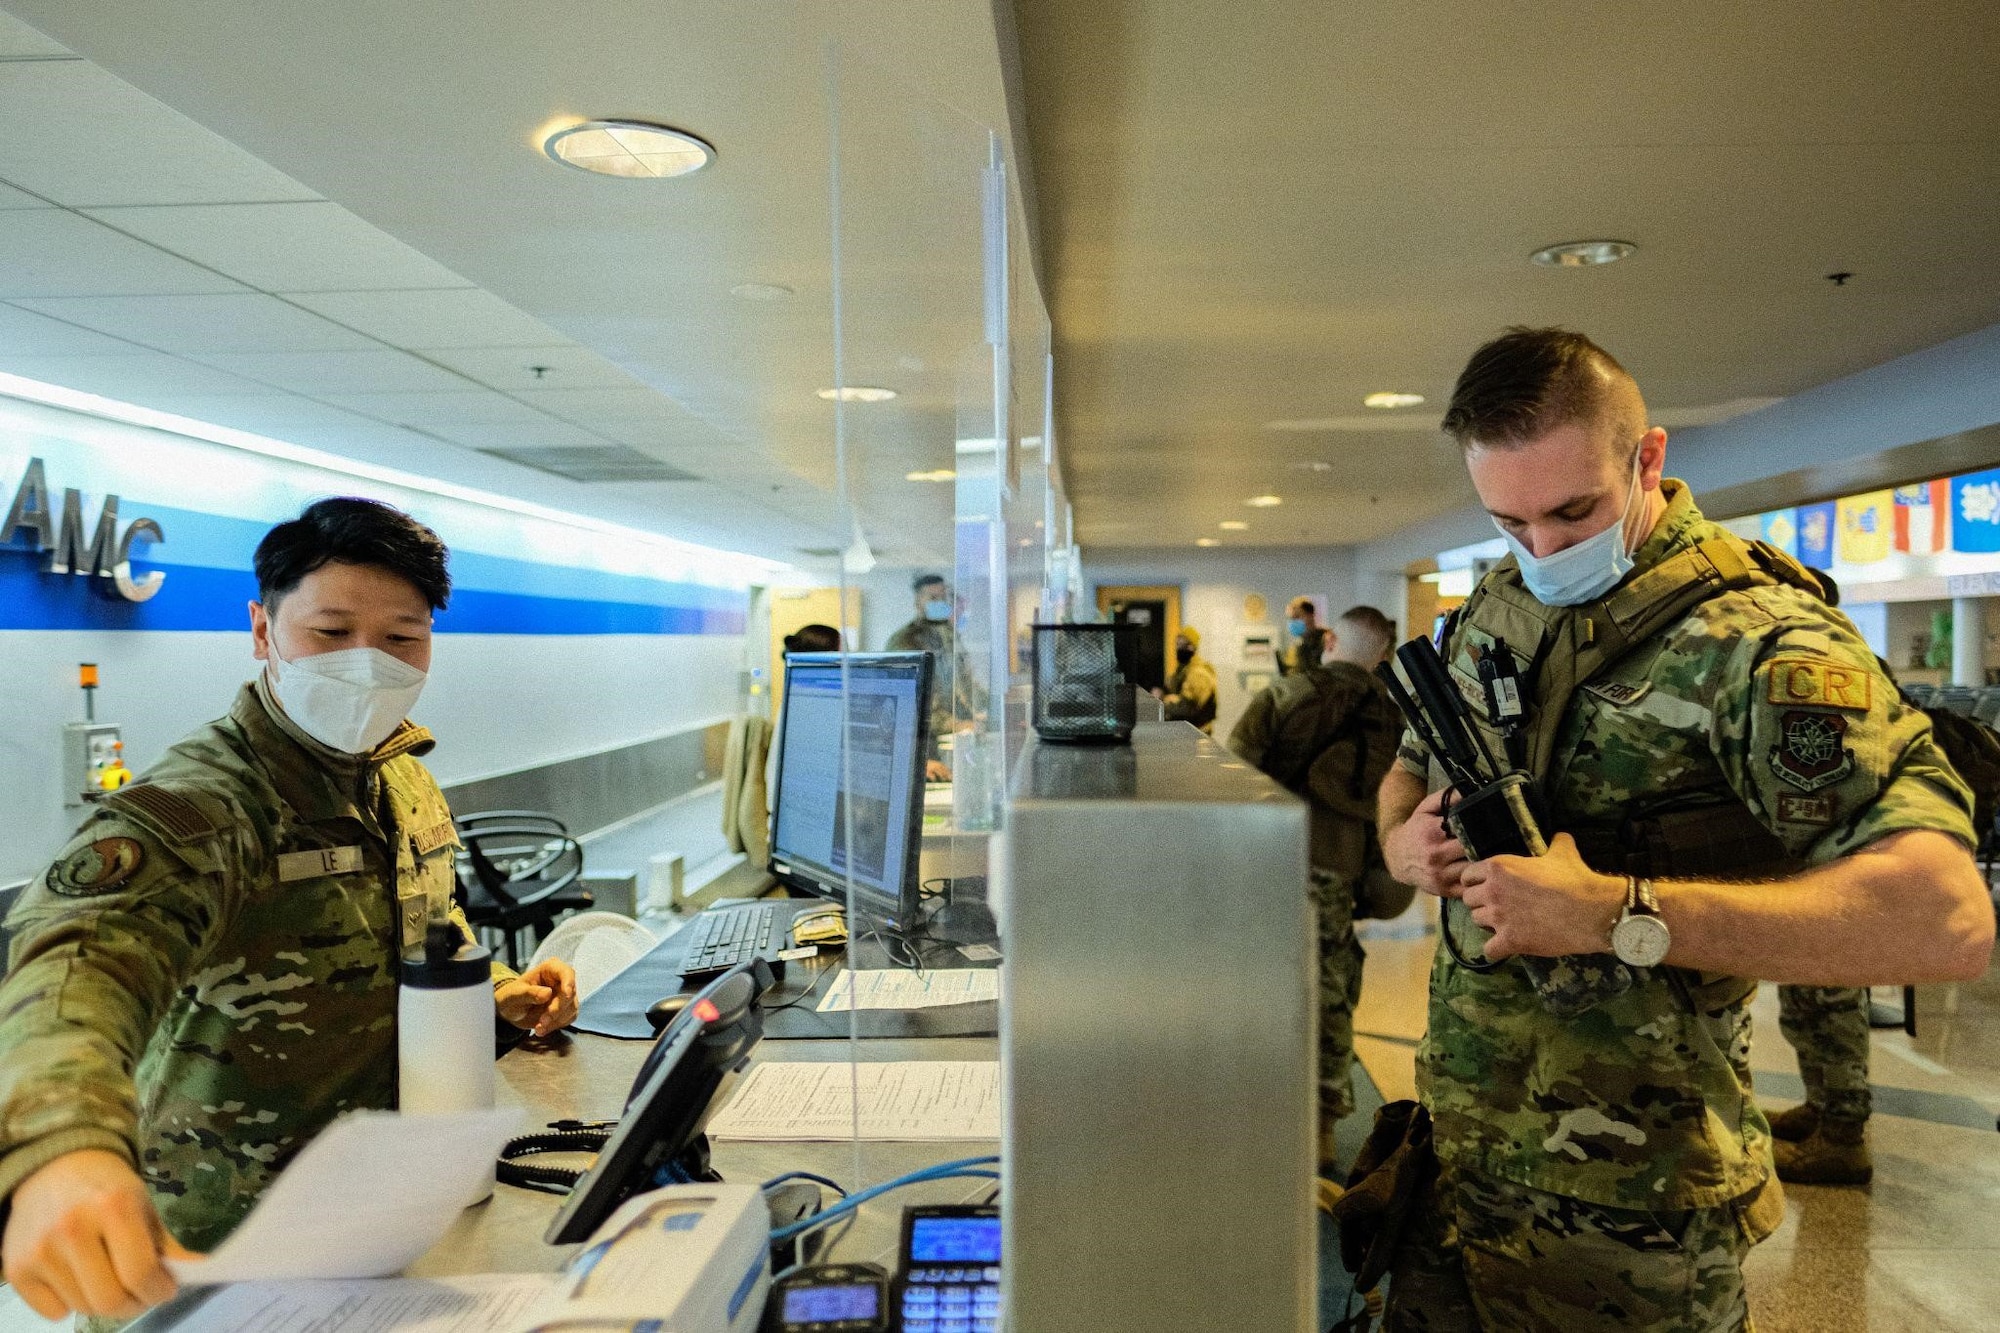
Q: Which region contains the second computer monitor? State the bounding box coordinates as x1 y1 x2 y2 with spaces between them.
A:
770 652 932 930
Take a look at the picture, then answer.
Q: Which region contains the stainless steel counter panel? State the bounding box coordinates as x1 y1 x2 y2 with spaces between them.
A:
1002 722 1315 1332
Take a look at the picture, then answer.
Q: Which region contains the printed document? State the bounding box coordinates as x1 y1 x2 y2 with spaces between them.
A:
815 967 1000 1012
167 1108 524 1285
707 1060 1000 1141
161 1274 551 1333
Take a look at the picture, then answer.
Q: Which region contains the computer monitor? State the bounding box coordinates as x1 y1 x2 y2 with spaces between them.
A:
543 960 771 1245
770 652 932 931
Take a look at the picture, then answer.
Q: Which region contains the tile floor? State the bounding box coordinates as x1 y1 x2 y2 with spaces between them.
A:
1351 928 2000 1333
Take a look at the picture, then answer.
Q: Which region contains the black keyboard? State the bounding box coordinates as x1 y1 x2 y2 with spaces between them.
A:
677 903 782 978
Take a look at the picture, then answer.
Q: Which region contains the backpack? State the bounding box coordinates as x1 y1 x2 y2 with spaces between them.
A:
1920 704 2000 839
1261 668 1402 824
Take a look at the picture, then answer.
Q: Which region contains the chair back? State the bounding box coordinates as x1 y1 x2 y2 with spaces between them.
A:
454 815 584 911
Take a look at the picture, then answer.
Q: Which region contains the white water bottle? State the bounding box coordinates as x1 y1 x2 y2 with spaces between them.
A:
399 921 497 1203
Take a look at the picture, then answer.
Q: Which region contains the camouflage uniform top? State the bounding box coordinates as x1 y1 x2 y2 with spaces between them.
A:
1163 654 1219 734
1397 480 1974 1210
0 677 511 1252
1232 661 1401 882
885 618 964 757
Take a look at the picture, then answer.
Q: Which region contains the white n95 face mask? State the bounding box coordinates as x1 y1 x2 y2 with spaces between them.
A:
267 640 427 755
1496 458 1644 607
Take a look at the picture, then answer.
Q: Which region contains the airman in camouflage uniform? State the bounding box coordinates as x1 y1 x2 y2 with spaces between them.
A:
0 676 512 1258
1769 985 1873 1182
1230 608 1404 1164
1372 329 1993 1328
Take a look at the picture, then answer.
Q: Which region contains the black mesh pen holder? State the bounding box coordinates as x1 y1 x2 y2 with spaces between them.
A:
1032 623 1141 744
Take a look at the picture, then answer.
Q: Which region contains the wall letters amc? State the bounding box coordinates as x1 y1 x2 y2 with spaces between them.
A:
0 456 164 603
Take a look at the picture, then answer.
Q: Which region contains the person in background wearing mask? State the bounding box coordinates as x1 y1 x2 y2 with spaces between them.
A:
1230 606 1407 1170
1278 597 1322 676
1376 328 1990 1329
886 573 957 780
1157 624 1218 734
0 498 579 1328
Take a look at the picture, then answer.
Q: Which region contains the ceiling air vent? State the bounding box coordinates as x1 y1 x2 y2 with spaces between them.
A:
795 547 841 559
481 445 696 483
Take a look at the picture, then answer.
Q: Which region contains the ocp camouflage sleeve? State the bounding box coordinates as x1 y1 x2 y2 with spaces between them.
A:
1226 680 1279 767
1708 600 1976 863
0 807 243 1203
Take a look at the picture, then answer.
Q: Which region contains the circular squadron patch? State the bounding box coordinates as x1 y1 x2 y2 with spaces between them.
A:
1770 710 1855 792
51 836 145 896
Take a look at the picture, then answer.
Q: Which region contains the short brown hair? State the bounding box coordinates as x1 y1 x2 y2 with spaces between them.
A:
1334 606 1395 659
1440 327 1636 449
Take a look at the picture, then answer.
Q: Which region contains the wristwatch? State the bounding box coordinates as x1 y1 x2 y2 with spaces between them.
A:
1610 875 1671 968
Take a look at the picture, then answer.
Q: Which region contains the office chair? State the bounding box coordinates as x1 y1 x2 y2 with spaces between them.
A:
453 811 592 970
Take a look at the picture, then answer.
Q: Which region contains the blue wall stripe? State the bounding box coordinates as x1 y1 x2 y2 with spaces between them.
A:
0 548 745 635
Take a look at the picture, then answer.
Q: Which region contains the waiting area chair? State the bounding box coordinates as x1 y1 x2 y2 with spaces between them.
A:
453 810 592 970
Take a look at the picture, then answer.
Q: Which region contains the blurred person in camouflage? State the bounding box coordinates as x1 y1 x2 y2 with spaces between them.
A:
1229 605 1407 1169
886 573 958 780
1376 328 1992 1330
1159 623 1219 734
0 499 580 1327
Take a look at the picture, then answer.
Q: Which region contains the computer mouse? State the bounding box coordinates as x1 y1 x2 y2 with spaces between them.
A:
645 991 697 1033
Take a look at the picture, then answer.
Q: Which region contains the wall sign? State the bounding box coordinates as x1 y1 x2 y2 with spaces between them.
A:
1 457 166 602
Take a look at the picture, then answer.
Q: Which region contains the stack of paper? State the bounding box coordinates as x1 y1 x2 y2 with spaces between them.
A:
706 1061 1001 1141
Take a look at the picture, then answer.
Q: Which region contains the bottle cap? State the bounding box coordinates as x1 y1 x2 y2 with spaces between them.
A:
401 921 492 989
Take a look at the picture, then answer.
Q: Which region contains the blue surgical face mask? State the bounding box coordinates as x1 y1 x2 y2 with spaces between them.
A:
924 599 952 623
1287 618 1307 638
1496 459 1644 607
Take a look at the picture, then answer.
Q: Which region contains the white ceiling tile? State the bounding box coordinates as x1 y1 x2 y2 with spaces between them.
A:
323 389 551 430
0 179 49 209
0 13 69 58
286 289 563 349
595 413 745 452
81 201 473 293
190 348 471 395
0 62 319 206
512 386 705 425
0 302 145 356
10 293 375 354
417 418 609 452
0 211 246 298
0 351 285 399
421 344 643 392
131 394 387 439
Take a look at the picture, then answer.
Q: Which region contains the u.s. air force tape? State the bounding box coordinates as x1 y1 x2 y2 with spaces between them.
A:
277 845 364 882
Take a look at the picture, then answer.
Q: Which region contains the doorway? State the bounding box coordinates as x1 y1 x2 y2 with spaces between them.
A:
1095 584 1182 693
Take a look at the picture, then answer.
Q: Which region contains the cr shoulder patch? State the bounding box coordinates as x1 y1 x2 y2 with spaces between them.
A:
1775 793 1836 825
51 836 145 896
1770 710 1855 792
1585 680 1653 707
1764 656 1872 712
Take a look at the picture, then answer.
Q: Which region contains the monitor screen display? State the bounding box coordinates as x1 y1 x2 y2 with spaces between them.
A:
771 653 931 927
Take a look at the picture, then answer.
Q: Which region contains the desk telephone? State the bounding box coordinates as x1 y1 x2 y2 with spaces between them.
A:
761 1203 1001 1333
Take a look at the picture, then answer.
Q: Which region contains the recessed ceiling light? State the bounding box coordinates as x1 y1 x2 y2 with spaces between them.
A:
542 120 714 179
1219 520 1249 531
1245 494 1283 508
818 386 897 403
1363 392 1426 409
731 282 793 301
1196 537 1221 547
905 469 956 483
1530 239 1636 268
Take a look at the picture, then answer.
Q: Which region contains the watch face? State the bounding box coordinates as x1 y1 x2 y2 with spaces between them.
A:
1612 914 1672 968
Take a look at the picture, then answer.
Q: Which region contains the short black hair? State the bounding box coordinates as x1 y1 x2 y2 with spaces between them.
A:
254 498 451 611
1441 327 1634 449
783 623 842 654
914 573 947 593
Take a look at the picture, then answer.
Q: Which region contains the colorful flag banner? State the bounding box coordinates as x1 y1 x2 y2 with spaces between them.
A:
1836 490 1893 565
1796 500 1837 569
1951 468 2000 553
1893 480 1949 554
1759 508 1799 557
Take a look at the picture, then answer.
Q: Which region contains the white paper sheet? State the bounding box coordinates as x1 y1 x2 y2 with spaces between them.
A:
706 1061 1000 1141
814 967 1000 1012
165 1274 551 1333
167 1108 524 1286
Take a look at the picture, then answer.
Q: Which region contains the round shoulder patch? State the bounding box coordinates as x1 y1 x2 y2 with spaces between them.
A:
51 836 146 896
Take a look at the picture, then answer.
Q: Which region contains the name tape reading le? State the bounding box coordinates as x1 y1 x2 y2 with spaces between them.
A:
277 845 363 882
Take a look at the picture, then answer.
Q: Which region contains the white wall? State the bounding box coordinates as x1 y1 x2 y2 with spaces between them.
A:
1080 545 1361 738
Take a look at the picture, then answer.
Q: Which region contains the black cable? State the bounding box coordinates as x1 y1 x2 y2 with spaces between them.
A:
766 956 838 1013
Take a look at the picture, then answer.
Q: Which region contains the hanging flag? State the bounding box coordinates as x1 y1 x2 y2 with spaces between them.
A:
1760 509 1799 557
1836 490 1893 565
1796 501 1837 569
1950 468 2000 554
1893 480 1948 554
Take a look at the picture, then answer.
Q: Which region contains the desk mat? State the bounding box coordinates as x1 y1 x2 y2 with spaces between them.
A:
571 929 999 1042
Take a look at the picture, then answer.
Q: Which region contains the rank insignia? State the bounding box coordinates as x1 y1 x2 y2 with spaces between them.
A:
1770 710 1855 792
51 837 144 896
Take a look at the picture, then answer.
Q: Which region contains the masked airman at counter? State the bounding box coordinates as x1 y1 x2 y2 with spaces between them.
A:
0 498 581 1327
1376 328 1993 1331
